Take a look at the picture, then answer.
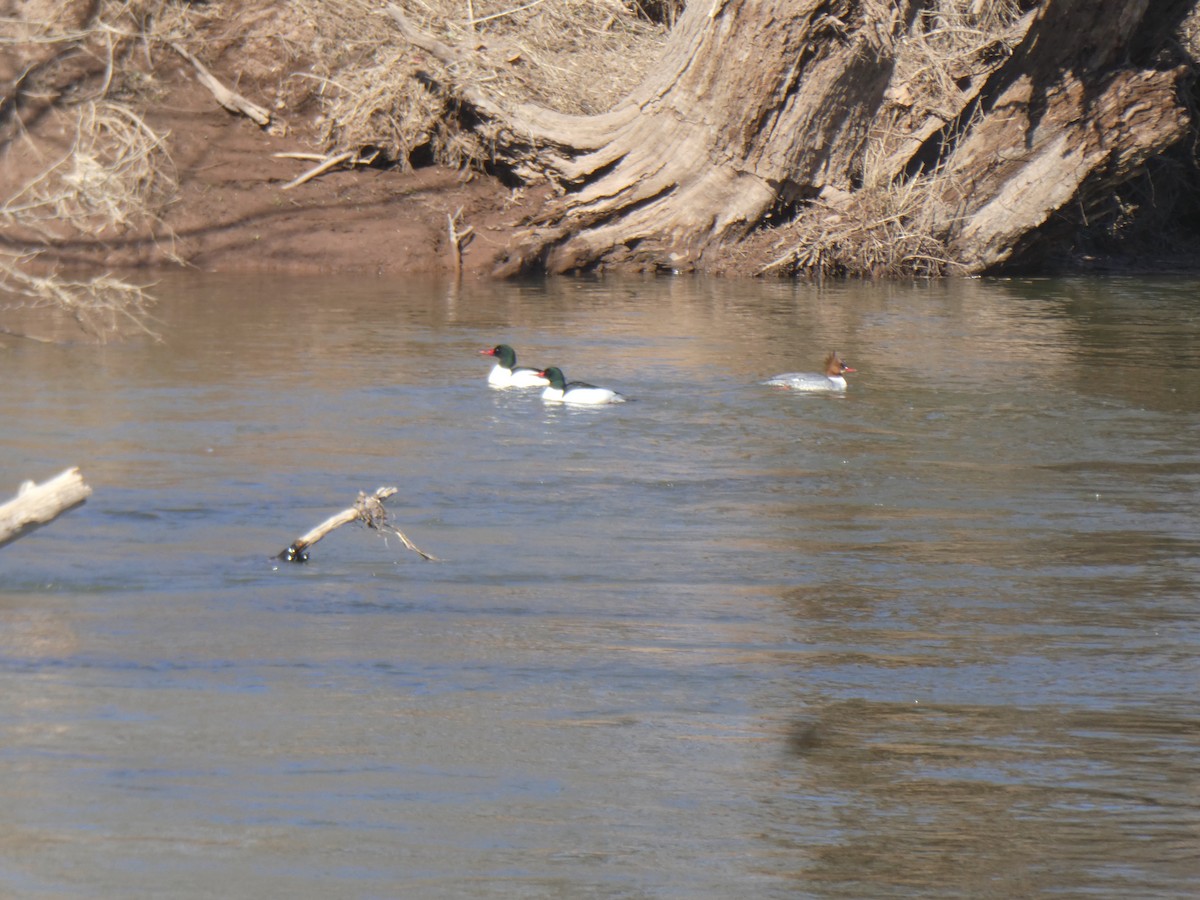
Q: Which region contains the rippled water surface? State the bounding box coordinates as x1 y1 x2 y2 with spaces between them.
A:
2 275 1199 898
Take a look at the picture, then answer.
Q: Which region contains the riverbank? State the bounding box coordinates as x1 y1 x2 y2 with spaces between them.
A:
48 80 550 280
5 1 1198 287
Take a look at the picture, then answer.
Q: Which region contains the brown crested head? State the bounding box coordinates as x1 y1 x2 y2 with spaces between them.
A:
824 351 855 376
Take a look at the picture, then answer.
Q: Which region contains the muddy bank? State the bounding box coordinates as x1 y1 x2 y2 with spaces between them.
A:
60 81 550 279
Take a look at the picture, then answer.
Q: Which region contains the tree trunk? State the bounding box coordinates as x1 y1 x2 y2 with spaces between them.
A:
493 0 921 275
390 0 1194 277
928 0 1192 271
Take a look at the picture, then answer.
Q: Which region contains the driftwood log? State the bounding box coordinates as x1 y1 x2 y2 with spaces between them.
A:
278 486 438 563
0 467 92 549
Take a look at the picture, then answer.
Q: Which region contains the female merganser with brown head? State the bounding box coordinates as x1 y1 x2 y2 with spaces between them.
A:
538 367 626 405
764 351 856 392
480 344 549 388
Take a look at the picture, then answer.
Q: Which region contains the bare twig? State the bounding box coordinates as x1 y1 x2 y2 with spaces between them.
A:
272 151 330 162
472 0 550 26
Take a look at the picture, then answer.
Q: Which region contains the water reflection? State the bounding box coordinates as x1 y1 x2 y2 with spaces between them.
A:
779 698 1199 897
1 273 1198 898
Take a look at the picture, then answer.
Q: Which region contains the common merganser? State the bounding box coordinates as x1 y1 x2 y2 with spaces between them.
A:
538 367 626 405
765 351 856 391
481 344 549 388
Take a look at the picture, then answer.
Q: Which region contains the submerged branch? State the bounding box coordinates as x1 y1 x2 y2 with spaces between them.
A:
278 486 439 563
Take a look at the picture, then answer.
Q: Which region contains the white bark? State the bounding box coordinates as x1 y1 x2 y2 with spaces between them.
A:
0 467 92 549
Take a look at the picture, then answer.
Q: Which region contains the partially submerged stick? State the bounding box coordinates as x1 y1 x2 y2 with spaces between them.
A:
278 486 438 563
0 467 92 550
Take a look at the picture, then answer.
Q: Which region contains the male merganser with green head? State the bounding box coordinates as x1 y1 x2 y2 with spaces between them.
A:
480 344 549 388
538 366 626 405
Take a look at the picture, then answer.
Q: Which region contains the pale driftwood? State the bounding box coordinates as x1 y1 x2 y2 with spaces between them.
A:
272 152 329 162
280 150 354 190
447 208 474 279
278 486 438 563
278 150 379 190
170 42 271 127
0 467 92 550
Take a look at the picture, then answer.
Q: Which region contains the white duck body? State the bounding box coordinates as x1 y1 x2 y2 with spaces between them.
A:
481 345 549 388
490 365 550 389
538 367 626 405
763 372 848 391
765 351 855 392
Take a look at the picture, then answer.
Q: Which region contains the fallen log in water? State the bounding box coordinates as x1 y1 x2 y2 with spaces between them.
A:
0 467 92 550
278 486 438 563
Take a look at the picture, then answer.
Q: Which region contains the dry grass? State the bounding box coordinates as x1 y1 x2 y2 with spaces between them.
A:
290 0 672 167
760 177 960 280
2 100 176 239
889 0 1027 113
0 1 196 83
0 2 191 340
762 0 1033 279
864 0 1029 187
2 1 669 335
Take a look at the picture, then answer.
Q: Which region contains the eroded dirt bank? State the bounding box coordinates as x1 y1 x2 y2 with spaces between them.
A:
98 80 550 279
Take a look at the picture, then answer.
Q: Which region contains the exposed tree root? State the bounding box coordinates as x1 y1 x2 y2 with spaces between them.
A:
391 1 909 274
388 1 1195 277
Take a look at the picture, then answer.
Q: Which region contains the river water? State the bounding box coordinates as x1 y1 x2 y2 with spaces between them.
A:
2 274 1198 898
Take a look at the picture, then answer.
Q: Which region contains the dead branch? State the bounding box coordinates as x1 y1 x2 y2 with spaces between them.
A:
271 152 329 162
277 149 379 190
278 486 439 563
280 150 354 190
170 42 271 127
276 150 379 190
447 207 475 279
0 467 92 550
